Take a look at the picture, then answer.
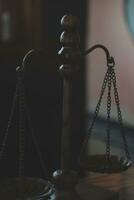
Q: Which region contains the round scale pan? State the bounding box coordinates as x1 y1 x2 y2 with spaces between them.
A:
80 155 133 173
0 177 54 199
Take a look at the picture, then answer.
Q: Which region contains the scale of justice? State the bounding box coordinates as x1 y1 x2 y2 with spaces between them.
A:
0 15 132 199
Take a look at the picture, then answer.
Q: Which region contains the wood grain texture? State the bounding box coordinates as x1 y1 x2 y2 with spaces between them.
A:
74 167 134 200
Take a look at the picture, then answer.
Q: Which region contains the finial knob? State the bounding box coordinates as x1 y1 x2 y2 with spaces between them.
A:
59 14 80 78
61 14 78 30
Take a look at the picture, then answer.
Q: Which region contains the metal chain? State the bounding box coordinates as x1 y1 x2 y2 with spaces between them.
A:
17 68 49 178
79 60 131 164
0 59 50 178
79 69 109 160
25 103 49 179
17 69 25 177
106 68 112 160
0 66 49 178
0 82 19 160
111 68 130 160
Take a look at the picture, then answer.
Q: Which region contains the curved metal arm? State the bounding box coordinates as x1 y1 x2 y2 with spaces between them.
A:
82 44 115 67
22 49 35 70
16 49 35 72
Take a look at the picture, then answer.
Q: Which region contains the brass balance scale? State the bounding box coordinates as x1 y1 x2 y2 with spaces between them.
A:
0 15 132 199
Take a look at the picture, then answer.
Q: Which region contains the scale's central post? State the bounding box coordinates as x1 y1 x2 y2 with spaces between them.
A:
53 15 81 199
59 15 80 171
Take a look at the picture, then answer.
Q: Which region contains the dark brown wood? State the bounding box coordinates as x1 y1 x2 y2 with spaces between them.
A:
52 14 81 199
58 14 80 171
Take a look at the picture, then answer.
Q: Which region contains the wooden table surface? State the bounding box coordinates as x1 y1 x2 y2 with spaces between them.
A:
77 166 134 200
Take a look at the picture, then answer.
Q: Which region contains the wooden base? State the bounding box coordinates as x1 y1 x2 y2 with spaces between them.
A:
52 170 119 200
76 179 119 200
52 181 119 200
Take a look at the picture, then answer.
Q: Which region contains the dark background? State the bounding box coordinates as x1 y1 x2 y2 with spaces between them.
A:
0 0 88 178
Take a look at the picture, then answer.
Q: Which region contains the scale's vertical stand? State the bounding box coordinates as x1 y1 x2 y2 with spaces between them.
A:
52 15 120 200
58 15 80 172
52 14 82 200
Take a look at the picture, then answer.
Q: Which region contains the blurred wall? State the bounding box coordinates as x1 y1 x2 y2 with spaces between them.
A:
86 0 134 126
0 0 88 178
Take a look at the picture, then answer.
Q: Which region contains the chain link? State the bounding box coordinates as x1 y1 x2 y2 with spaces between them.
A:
17 68 49 178
0 82 19 160
79 69 109 160
17 69 25 177
106 68 112 159
80 61 130 163
25 103 49 178
0 68 26 176
111 68 130 159
0 66 49 178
